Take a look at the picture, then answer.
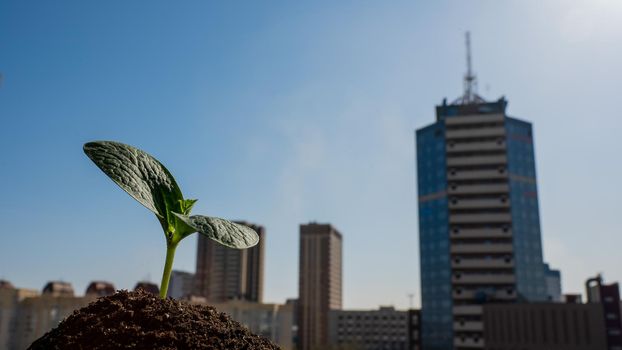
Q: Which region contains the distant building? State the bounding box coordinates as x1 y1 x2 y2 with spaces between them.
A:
565 294 583 304
417 96 548 349
328 306 420 350
134 281 159 295
10 281 97 349
586 275 622 349
195 221 265 303
167 270 195 299
545 263 562 302
85 281 115 297
191 298 294 350
0 281 38 350
42 281 74 297
416 35 547 349
482 302 607 350
298 223 343 350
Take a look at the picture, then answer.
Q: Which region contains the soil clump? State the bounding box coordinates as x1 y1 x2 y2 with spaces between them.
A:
29 290 280 350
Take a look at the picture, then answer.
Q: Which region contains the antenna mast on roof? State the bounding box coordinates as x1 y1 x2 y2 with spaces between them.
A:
453 31 485 105
464 31 476 102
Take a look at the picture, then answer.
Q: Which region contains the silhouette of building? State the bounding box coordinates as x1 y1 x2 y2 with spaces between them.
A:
298 223 343 350
195 221 264 303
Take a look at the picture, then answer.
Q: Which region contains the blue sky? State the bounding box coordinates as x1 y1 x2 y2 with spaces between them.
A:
1 1 621 309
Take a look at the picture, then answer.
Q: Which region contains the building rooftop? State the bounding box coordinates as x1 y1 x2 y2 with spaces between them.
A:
134 281 159 295
85 281 116 296
0 279 14 289
42 281 74 297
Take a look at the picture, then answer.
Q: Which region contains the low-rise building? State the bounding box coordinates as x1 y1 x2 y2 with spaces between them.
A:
482 302 607 350
134 281 159 295
167 270 195 299
0 281 38 350
190 298 295 350
328 306 420 350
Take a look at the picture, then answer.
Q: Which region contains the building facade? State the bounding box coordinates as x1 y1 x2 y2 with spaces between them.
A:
0 281 38 350
1 281 102 350
586 275 622 349
167 270 195 299
299 223 343 350
328 306 420 350
195 221 265 303
482 302 607 350
544 263 562 302
191 298 294 350
416 97 547 349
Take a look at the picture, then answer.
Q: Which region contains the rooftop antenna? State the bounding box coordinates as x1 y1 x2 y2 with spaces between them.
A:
464 31 476 103
407 293 415 309
452 31 485 105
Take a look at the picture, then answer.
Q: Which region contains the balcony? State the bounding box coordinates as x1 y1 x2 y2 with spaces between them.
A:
451 227 512 239
453 305 483 315
446 155 507 167
449 213 511 224
454 336 485 348
450 243 513 254
454 321 484 332
447 140 506 153
445 114 504 126
451 258 514 269
448 183 509 195
446 126 505 140
448 169 508 181
452 273 516 285
449 198 509 209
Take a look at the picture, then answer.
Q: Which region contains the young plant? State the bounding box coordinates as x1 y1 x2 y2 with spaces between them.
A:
83 141 259 299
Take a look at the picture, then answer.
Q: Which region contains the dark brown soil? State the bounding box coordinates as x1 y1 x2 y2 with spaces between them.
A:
29 290 280 350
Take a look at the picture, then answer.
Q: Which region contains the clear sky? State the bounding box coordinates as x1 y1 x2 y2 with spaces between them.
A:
1 1 621 309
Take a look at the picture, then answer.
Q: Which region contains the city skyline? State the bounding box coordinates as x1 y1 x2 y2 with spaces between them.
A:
1 1 622 310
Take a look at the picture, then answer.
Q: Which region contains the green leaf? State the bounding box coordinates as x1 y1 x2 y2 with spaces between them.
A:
172 213 259 249
83 141 184 220
179 199 198 215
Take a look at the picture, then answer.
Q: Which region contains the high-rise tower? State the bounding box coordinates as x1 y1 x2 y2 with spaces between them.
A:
195 221 265 303
298 223 343 350
416 33 546 349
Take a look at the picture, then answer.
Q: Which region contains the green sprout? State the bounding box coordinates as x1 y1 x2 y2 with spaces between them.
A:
83 141 259 299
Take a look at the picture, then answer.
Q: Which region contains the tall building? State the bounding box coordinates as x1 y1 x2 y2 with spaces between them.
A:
195 221 264 303
416 33 547 349
298 223 343 350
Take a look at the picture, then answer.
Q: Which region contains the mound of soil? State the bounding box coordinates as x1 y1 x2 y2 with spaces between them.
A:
29 290 280 350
